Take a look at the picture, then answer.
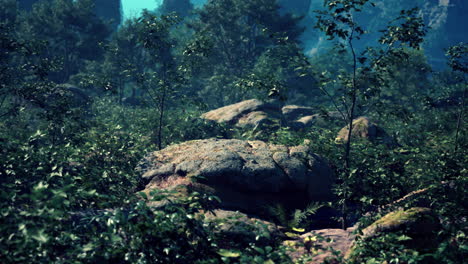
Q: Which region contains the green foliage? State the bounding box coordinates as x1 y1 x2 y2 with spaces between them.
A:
21 0 111 82
446 43 468 74
71 190 219 263
182 0 307 105
191 0 303 74
350 174 467 264
246 42 320 103
348 232 427 264
158 0 194 17
0 0 466 263
218 244 293 264
267 202 325 231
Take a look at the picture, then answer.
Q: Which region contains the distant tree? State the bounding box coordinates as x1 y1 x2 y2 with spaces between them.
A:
0 0 60 119
0 0 21 117
72 18 150 102
183 0 306 105
188 0 304 76
21 0 111 82
159 0 194 17
93 0 122 30
446 43 467 152
238 40 319 103
17 0 40 10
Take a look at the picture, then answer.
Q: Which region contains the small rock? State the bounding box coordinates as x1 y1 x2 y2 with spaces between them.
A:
336 117 397 146
282 105 316 120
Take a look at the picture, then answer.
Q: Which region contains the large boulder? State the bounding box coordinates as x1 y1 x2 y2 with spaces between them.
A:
137 139 334 213
335 117 396 146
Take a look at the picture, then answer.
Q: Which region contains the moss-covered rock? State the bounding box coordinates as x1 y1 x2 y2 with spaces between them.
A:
204 209 283 248
346 207 441 262
362 207 440 239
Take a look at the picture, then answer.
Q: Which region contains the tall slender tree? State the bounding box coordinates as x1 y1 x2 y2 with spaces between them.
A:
315 0 427 228
136 12 183 149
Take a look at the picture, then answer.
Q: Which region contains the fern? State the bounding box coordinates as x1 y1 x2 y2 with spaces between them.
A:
290 202 324 229
266 202 324 230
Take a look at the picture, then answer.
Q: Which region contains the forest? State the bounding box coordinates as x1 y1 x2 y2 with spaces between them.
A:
0 0 466 263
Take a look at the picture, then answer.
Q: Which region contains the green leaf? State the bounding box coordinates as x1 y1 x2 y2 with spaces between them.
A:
82 243 94 252
304 235 318 242
292 227 305 233
33 181 49 191
397 235 412 241
138 192 148 200
32 229 49 243
253 247 265 255
217 249 241 258
285 232 300 238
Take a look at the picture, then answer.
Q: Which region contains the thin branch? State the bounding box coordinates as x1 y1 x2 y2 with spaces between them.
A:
318 86 347 121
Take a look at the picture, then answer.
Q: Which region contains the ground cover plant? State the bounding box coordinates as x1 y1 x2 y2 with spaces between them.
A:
0 0 466 263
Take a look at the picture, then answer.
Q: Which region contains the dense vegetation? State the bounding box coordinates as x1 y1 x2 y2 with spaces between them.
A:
0 0 466 263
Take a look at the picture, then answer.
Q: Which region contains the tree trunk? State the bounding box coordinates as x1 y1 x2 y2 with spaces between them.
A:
342 26 358 230
454 87 466 152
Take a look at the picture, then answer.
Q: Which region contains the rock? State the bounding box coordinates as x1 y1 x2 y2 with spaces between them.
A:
346 207 441 261
335 117 396 146
201 99 352 132
137 139 334 214
282 105 316 120
201 99 347 132
291 114 320 130
236 111 273 129
361 207 440 240
290 111 344 130
285 227 356 264
201 99 281 126
204 209 284 247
